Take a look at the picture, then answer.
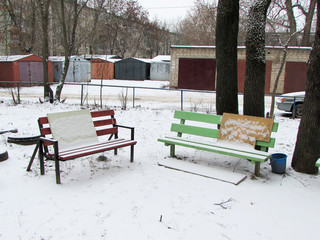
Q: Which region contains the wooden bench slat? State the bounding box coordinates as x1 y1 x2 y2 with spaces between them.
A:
171 123 219 139
38 117 49 124
59 138 126 154
58 139 137 160
91 109 115 118
256 138 276 148
163 136 271 157
40 127 51 136
93 118 116 127
96 127 118 136
158 137 270 162
271 122 279 132
174 111 222 124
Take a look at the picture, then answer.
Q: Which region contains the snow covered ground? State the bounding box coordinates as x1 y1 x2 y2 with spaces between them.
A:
0 80 319 240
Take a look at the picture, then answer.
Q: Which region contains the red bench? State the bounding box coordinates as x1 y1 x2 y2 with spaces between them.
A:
32 109 136 184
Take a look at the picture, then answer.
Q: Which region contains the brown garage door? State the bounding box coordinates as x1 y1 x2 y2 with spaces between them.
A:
284 62 307 93
178 58 216 91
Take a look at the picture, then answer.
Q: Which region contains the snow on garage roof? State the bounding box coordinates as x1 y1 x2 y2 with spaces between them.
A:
0 54 33 62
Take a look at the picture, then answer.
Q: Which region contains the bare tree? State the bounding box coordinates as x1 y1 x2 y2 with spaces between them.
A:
37 0 53 102
269 30 304 118
177 0 218 46
216 0 239 115
300 0 317 46
243 0 271 117
0 0 37 54
117 0 149 58
292 0 320 174
74 0 106 54
267 0 317 46
54 0 89 101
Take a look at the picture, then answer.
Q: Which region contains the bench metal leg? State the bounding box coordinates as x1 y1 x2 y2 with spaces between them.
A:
254 162 261 176
38 142 45 175
55 158 61 184
26 143 39 171
130 145 134 162
170 145 175 157
114 149 118 155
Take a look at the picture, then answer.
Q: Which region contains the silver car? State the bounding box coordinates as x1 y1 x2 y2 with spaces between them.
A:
276 91 305 117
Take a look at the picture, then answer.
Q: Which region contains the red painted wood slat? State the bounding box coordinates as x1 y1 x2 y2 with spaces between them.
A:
96 127 118 136
93 118 116 127
39 117 49 124
91 109 115 118
51 139 136 161
40 128 51 136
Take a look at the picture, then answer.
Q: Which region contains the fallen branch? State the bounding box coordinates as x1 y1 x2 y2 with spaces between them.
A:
0 128 18 135
214 198 233 209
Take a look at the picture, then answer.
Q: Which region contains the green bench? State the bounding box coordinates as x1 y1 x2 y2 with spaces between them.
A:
158 111 279 176
316 158 320 168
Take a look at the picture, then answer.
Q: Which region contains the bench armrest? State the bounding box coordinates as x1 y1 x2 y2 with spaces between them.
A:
39 137 58 144
115 124 135 140
39 137 59 158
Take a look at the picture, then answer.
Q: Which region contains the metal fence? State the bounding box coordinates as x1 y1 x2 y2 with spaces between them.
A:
0 81 304 118
0 81 217 111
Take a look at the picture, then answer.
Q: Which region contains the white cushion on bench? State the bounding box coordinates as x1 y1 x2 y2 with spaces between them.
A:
47 110 99 151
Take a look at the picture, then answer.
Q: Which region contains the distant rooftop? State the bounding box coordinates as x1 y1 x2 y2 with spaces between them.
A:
151 55 171 62
0 54 33 62
171 45 312 50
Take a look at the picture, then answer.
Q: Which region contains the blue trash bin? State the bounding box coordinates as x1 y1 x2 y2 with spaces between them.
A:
270 153 287 174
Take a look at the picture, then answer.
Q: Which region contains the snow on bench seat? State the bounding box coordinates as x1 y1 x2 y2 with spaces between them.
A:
52 139 137 161
159 136 271 162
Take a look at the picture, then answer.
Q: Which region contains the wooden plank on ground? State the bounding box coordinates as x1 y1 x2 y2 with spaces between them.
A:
158 158 247 185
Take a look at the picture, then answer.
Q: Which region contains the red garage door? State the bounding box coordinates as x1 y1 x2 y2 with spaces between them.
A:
237 59 272 94
178 58 216 91
284 62 307 93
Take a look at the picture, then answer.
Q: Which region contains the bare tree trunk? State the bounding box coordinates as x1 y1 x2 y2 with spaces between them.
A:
55 0 89 101
269 46 288 118
285 0 298 46
37 0 53 102
216 0 239 115
286 0 298 46
292 0 320 174
301 0 317 46
54 0 89 101
244 0 271 117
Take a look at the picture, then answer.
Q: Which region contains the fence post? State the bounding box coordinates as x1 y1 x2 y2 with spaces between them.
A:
292 96 296 119
133 87 135 108
80 84 84 106
181 90 184 111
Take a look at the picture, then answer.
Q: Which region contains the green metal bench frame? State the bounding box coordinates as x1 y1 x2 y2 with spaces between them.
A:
158 111 279 176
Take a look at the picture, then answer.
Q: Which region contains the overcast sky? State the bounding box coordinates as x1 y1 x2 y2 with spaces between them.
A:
137 0 197 23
